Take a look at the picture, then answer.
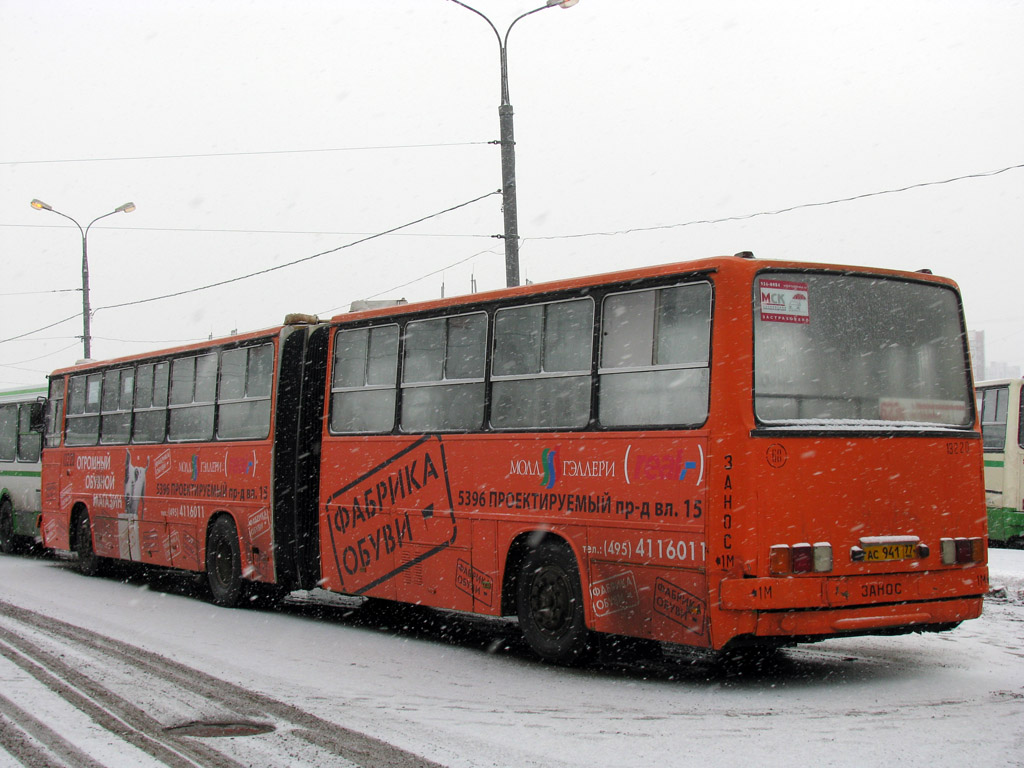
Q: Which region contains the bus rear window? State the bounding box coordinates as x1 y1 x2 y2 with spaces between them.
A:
754 273 972 428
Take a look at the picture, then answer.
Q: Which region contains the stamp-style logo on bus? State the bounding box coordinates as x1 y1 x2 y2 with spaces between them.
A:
456 558 493 607
591 571 640 617
248 506 271 545
654 577 706 636
154 449 172 479
324 435 456 595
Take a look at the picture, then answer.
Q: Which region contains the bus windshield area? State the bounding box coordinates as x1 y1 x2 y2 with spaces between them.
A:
753 272 973 428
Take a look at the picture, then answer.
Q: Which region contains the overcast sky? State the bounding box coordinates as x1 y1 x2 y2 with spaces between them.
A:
2 0 1022 389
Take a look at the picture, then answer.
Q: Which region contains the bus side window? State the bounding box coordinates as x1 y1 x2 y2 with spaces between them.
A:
330 326 399 434
599 282 711 427
218 344 274 440
133 362 169 444
100 368 134 445
0 405 16 461
981 386 1008 451
66 373 101 446
401 313 486 432
45 378 65 448
491 298 594 430
169 354 217 442
17 404 41 462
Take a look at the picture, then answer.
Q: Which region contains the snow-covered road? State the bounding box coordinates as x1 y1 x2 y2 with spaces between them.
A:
1 550 1022 768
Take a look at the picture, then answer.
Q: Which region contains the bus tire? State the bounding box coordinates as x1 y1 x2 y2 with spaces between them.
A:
0 499 17 555
206 516 244 608
75 511 105 577
516 539 590 664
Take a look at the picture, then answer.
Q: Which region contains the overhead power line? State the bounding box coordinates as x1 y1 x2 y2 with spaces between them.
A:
96 190 501 314
2 223 491 239
0 313 81 345
0 141 490 166
2 161 1018 351
4 162 1020 243
0 191 498 348
0 288 79 297
0 190 498 346
526 162 1024 240
0 342 81 368
318 247 504 317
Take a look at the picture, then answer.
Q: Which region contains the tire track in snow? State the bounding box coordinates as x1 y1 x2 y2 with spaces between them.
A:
0 622 242 768
0 691 108 768
0 598 445 768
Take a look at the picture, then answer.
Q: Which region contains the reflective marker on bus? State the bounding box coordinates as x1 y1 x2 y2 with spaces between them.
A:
39 255 988 663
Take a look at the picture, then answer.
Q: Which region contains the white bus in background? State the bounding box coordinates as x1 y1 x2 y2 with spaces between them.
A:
0 386 46 553
977 378 1024 548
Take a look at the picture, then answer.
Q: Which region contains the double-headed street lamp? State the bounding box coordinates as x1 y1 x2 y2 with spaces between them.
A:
30 198 136 360
448 0 579 288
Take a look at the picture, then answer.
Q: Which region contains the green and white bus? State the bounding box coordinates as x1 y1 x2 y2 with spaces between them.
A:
0 386 46 553
977 378 1024 547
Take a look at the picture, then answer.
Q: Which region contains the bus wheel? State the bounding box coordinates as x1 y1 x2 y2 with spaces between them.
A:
206 516 244 608
75 512 105 577
0 499 17 555
516 540 590 664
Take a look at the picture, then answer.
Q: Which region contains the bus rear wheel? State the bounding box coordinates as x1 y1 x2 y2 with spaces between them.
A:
516 540 590 664
0 499 18 555
206 516 244 608
75 512 105 576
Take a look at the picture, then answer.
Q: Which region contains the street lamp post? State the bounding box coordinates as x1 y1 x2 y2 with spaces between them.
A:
30 199 136 359
448 0 579 288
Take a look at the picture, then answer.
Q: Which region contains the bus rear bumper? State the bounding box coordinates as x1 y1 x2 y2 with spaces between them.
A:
719 568 987 638
752 597 983 638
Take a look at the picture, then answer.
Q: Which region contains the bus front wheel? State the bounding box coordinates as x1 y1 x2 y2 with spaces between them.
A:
516 540 590 664
206 516 244 607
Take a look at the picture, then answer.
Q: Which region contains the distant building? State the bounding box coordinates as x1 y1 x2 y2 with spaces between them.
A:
968 330 985 382
986 361 1022 380
967 329 1021 381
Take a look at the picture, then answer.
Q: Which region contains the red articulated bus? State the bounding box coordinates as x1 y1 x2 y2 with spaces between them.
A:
40 254 988 663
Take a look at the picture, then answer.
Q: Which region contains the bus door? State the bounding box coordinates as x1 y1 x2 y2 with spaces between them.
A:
980 385 1013 513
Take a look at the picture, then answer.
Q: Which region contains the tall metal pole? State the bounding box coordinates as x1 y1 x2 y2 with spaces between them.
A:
30 199 136 359
498 100 520 288
79 219 92 359
447 0 578 287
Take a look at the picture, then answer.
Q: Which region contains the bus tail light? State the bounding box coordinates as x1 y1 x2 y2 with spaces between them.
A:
769 542 833 574
792 543 813 573
769 545 790 574
972 537 985 562
941 537 985 565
